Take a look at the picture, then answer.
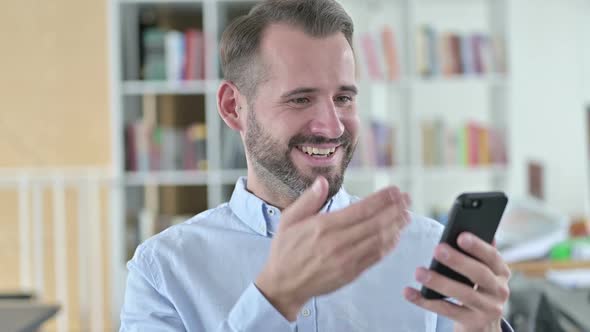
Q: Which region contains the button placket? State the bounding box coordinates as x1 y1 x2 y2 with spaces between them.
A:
301 307 311 317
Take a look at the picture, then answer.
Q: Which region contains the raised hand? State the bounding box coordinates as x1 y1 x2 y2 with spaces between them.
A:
256 176 411 321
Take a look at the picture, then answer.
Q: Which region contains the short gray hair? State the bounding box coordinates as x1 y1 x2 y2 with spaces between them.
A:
219 0 354 98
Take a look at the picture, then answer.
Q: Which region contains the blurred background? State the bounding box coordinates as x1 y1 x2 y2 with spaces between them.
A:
1 0 589 331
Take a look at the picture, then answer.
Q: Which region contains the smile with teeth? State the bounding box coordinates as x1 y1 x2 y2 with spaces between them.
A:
297 146 337 157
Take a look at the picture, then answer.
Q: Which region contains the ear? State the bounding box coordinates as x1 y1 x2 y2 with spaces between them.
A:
217 80 245 132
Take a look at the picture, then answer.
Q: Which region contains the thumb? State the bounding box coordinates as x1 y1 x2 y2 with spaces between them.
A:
279 176 329 230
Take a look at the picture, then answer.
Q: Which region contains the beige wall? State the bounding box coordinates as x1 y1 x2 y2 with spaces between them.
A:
0 0 112 330
0 0 110 167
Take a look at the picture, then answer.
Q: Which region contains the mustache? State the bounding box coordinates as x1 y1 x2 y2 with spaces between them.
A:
288 130 353 147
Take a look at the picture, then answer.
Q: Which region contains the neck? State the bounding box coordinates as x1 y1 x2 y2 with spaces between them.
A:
245 167 298 210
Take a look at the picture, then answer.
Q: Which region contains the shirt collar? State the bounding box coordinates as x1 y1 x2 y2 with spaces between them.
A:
228 177 351 237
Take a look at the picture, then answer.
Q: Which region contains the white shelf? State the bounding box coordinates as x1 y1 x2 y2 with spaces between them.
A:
421 164 508 179
411 74 509 86
346 167 408 181
124 169 247 186
125 168 409 186
122 80 219 95
118 0 204 4
357 75 508 90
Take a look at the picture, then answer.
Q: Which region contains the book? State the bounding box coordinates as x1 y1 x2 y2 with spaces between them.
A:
467 121 480 166
165 30 185 81
415 26 429 77
460 34 474 75
183 29 205 80
445 126 458 166
414 29 506 79
420 120 507 167
381 26 400 81
457 126 467 165
360 32 383 80
479 126 491 165
186 123 208 170
182 29 196 80
489 127 508 164
433 118 445 165
370 120 394 167
422 121 435 166
425 25 439 77
472 34 485 74
142 28 167 80
449 34 462 75
440 33 454 76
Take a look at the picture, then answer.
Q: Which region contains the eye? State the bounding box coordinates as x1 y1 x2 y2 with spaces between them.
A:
335 95 354 105
290 97 310 105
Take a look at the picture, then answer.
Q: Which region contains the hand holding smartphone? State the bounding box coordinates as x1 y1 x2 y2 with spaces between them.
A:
420 192 508 300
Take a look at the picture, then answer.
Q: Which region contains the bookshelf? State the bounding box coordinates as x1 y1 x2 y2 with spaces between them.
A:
108 0 511 326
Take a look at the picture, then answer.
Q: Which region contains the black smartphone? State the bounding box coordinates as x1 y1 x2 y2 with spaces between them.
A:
420 192 508 300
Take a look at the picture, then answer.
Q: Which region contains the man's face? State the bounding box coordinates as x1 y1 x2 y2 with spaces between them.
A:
243 24 359 200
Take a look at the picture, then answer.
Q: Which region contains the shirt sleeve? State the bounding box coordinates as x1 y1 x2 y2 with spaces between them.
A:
119 251 186 332
218 283 297 332
120 246 296 332
436 315 514 332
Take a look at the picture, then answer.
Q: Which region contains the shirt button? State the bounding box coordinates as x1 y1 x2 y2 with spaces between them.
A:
301 307 311 317
268 209 275 215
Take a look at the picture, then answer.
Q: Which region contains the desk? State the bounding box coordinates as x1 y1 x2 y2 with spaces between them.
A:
0 301 59 332
509 260 590 277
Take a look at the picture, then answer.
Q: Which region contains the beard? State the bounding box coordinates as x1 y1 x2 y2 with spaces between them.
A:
244 109 356 203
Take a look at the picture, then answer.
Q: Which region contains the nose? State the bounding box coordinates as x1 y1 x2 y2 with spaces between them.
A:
308 100 345 139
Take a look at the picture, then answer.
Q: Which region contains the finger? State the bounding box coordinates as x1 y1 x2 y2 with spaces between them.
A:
433 243 500 296
402 192 412 208
404 287 473 322
457 233 511 279
414 267 498 313
280 176 329 230
336 238 385 284
330 186 403 228
329 199 409 257
337 220 403 280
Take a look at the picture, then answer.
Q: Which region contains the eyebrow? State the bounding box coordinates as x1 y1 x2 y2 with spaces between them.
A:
280 85 358 99
339 85 358 95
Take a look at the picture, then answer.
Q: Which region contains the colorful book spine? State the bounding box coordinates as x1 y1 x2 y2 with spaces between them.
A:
165 30 185 81
415 26 429 77
457 126 467 166
479 127 490 165
381 26 400 81
142 28 166 80
460 35 474 75
467 122 480 166
414 28 505 78
360 32 383 80
371 121 394 167
420 120 507 167
425 25 439 77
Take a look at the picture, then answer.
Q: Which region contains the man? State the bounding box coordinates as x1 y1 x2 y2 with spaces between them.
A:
120 0 513 331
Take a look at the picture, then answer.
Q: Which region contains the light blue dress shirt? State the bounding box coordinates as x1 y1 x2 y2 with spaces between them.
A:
120 177 512 331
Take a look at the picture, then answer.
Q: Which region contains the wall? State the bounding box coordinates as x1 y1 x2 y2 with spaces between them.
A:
0 0 111 330
508 0 590 217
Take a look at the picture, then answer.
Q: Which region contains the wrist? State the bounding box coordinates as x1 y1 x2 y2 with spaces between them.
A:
255 270 305 321
454 319 502 332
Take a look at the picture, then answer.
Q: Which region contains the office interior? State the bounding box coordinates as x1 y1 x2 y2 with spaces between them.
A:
1 0 589 331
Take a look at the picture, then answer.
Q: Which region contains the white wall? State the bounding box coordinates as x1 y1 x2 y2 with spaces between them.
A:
508 0 590 216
